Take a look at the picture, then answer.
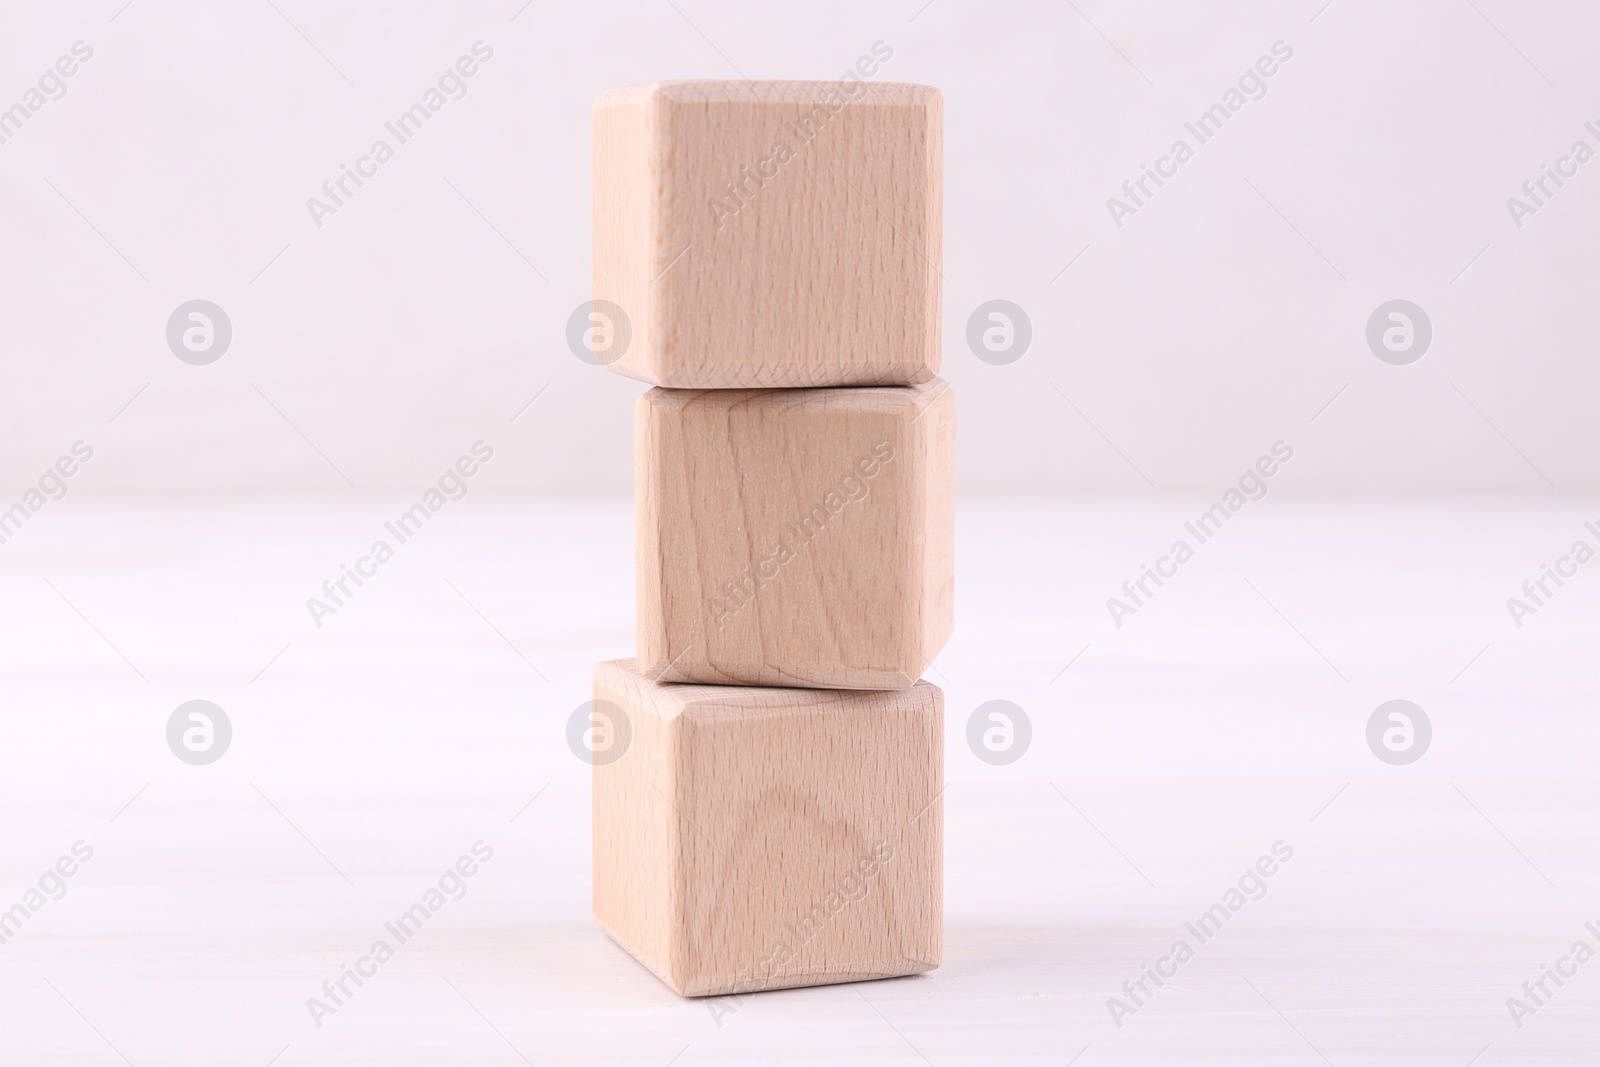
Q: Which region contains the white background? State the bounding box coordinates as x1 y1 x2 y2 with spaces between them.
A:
2 0 1596 493
3 2 1600 1065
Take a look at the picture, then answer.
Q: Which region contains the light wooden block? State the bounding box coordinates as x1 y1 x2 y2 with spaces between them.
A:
591 658 942 997
636 381 954 690
592 80 942 388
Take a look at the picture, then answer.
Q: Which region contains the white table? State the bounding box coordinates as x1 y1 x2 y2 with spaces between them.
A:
2 497 1596 1064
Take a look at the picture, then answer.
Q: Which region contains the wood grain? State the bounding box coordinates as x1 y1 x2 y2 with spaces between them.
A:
591 658 943 997
636 380 954 689
592 80 942 388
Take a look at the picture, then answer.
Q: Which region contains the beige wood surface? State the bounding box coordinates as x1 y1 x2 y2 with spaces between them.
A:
635 381 954 690
592 80 942 388
591 659 944 998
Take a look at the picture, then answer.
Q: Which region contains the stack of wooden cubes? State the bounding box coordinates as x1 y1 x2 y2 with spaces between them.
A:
588 80 954 998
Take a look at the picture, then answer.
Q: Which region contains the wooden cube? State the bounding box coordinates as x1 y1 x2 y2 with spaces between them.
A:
591 659 942 996
637 381 954 690
592 80 942 388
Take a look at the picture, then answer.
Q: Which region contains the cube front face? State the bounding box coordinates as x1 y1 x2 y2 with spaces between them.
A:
591 660 943 997
637 382 954 690
593 80 942 389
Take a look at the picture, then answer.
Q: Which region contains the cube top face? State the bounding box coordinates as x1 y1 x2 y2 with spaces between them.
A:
591 659 943 997
592 80 942 388
636 382 954 690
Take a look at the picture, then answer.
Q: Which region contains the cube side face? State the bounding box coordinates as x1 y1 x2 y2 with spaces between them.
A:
591 660 686 990
593 85 664 385
673 683 943 995
917 386 956 667
606 81 941 388
637 385 943 689
634 395 674 676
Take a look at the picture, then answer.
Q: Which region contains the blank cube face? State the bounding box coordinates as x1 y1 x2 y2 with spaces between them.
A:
637 382 954 690
591 659 943 997
593 80 942 388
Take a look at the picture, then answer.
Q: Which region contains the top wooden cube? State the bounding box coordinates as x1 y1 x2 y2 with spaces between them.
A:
592 80 942 389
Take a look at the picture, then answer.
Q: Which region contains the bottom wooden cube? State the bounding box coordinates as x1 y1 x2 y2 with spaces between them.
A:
591 659 942 997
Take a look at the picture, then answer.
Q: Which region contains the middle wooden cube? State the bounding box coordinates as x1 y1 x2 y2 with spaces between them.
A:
637 381 954 689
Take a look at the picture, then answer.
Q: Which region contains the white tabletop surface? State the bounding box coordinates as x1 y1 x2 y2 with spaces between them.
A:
2 496 1597 1065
